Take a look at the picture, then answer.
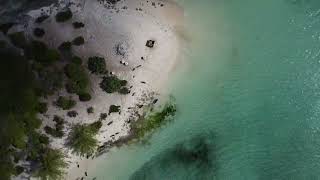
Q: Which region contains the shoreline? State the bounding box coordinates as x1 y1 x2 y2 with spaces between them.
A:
13 0 186 179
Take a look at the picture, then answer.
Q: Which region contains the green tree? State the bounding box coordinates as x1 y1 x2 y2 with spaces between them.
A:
100 76 127 93
78 92 91 101
0 161 15 180
64 63 89 94
87 56 106 74
6 114 27 149
67 124 98 156
34 148 67 180
55 96 76 110
28 41 60 64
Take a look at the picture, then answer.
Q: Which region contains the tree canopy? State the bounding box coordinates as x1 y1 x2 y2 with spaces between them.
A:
67 122 102 157
34 148 67 180
100 76 127 93
87 56 106 74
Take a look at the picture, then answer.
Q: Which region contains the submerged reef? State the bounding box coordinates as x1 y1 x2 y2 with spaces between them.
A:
129 134 217 180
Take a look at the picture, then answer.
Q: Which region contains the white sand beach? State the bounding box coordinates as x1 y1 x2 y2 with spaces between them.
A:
19 0 185 179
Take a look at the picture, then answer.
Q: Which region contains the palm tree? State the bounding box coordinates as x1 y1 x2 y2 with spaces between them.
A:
35 148 67 180
67 124 98 157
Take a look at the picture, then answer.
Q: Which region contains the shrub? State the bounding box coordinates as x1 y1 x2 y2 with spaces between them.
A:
132 103 177 139
35 148 67 180
71 56 82 65
78 92 91 101
58 41 72 52
55 9 73 22
44 116 65 138
67 124 98 156
67 110 78 117
100 113 107 120
53 115 64 126
55 96 76 110
44 126 64 138
100 76 127 93
29 41 60 64
87 56 106 74
87 107 94 114
36 102 48 113
64 63 89 94
72 36 84 46
35 15 49 24
33 28 45 37
72 22 85 29
119 87 130 94
8 31 27 48
109 105 120 114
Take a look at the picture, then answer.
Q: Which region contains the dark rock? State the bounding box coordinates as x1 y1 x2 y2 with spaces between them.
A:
146 40 155 48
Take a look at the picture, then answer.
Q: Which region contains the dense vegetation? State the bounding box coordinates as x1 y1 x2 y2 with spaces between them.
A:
0 48 67 179
64 62 89 95
8 31 27 48
0 23 15 34
71 56 82 65
67 121 102 156
34 148 67 180
27 40 60 65
87 56 106 74
100 76 128 93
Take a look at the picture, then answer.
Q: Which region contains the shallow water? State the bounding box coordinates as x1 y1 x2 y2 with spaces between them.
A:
93 0 320 179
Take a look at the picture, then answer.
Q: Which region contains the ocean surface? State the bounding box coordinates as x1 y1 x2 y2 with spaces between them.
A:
92 0 320 179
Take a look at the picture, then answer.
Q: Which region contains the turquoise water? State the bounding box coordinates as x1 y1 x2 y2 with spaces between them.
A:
93 0 320 179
